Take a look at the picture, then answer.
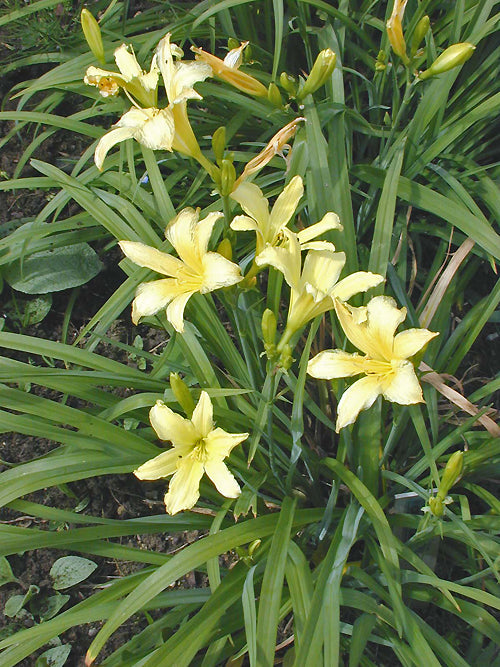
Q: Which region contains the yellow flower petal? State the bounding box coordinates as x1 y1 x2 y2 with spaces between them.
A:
297 211 342 244
334 300 381 359
268 175 303 240
164 458 204 514
301 250 345 297
365 296 407 359
166 291 195 332
200 253 243 292
134 448 180 480
205 427 249 458
230 215 260 233
383 361 424 404
332 271 384 302
230 182 270 232
119 240 183 277
114 44 143 80
191 391 213 437
94 126 136 170
149 400 197 446
195 212 224 256
165 208 199 264
204 460 241 498
393 328 438 360
131 278 181 324
256 239 301 291
336 375 383 431
307 349 366 379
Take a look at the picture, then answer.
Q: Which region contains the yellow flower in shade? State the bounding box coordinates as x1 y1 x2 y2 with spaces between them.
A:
307 296 438 431
135 391 248 514
93 33 212 170
119 208 243 332
84 43 160 107
387 0 410 64
192 41 268 97
232 118 304 190
256 227 383 345
230 175 304 257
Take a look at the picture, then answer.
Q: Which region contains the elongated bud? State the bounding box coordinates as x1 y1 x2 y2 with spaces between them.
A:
220 158 236 196
217 238 233 261
419 43 475 80
81 9 105 65
298 49 336 99
386 0 409 65
170 373 195 418
439 451 464 496
262 309 277 347
410 15 430 57
212 126 226 166
267 82 283 108
280 72 297 96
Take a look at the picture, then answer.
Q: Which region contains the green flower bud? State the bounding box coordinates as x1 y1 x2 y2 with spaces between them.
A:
227 37 240 51
267 82 283 108
169 372 195 418
375 50 387 72
419 42 475 80
298 49 336 99
220 158 236 196
428 495 445 517
280 72 298 96
81 8 105 65
262 308 277 348
410 15 430 57
212 126 226 167
439 451 464 496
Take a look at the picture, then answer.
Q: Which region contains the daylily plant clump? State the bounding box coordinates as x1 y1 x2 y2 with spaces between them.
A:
84 27 440 515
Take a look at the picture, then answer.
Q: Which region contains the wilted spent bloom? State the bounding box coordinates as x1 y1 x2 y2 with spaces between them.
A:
81 8 105 64
232 117 304 189
119 208 243 332
135 391 248 515
308 296 438 431
418 43 475 80
297 49 336 99
386 0 410 65
192 41 268 97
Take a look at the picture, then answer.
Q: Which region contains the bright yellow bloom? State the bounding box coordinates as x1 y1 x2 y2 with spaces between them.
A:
192 41 268 97
230 175 304 257
387 0 409 64
84 43 159 107
308 296 438 431
232 118 304 189
256 228 383 341
93 33 212 170
119 208 243 332
135 391 248 514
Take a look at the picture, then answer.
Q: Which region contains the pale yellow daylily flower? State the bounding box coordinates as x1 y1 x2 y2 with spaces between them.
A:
135 391 248 514
84 43 159 107
230 175 304 257
119 208 243 332
387 0 410 64
232 117 304 189
93 33 212 170
192 41 268 97
256 227 383 347
307 296 438 430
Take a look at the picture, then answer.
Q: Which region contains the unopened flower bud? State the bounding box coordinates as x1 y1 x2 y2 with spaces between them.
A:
81 9 105 65
212 126 226 166
419 42 475 80
267 82 283 108
262 309 277 348
298 49 336 99
439 451 464 496
280 72 298 96
217 238 233 261
375 50 387 72
170 372 195 417
227 37 240 51
220 158 236 196
410 15 430 57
